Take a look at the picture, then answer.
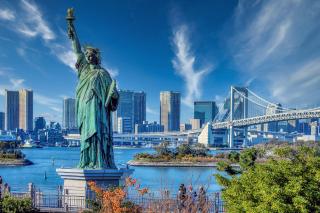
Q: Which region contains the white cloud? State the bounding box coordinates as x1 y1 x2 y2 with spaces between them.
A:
172 24 213 107
49 43 77 71
229 0 320 107
9 78 25 88
17 0 55 41
0 8 15 21
102 63 119 77
146 106 158 115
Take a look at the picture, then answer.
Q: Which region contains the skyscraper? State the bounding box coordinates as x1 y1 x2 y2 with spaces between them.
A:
134 91 146 125
34 116 46 132
5 90 19 131
117 90 134 132
63 98 77 129
0 112 4 130
160 91 180 132
19 89 33 131
194 101 218 127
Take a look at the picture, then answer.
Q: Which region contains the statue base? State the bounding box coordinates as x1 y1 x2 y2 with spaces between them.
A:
56 168 133 209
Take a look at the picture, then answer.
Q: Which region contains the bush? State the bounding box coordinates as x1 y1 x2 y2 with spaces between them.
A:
227 151 240 163
1 195 38 213
239 148 257 170
216 144 320 213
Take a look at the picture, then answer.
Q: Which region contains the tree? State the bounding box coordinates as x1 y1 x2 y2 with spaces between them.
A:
215 145 320 213
154 141 171 156
227 151 240 163
177 143 192 156
239 148 257 170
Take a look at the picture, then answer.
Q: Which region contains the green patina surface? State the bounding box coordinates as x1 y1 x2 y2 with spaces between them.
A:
67 9 118 169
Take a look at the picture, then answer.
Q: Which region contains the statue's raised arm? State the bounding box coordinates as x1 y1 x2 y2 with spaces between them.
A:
66 8 82 57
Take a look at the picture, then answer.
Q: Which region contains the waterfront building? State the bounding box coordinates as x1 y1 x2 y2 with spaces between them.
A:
0 112 4 130
19 89 33 131
160 91 180 132
133 91 146 125
63 98 77 129
311 121 318 136
298 119 311 135
4 90 19 131
34 117 46 132
117 117 132 134
135 121 164 133
190 118 201 130
116 90 147 133
112 111 118 133
180 123 192 132
194 101 218 127
117 90 134 133
264 103 282 132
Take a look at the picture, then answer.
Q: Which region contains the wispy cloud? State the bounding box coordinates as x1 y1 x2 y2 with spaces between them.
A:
146 106 158 115
172 24 213 107
33 93 61 112
0 8 15 21
229 0 320 107
17 0 55 41
102 63 119 77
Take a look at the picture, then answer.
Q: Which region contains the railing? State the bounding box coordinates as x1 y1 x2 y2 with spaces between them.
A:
9 188 225 212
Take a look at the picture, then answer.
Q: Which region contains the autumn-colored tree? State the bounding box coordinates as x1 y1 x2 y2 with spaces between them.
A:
88 177 149 213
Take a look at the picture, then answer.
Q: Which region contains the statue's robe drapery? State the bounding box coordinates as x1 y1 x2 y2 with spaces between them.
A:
75 54 118 169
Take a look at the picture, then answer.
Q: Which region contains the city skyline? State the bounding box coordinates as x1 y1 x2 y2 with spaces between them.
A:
0 0 320 124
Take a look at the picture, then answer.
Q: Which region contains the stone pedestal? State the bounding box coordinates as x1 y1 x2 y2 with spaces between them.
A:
56 168 133 209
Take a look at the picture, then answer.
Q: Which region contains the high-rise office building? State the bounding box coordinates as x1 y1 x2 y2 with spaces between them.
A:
0 112 4 130
117 117 132 134
34 116 46 132
19 89 33 131
117 90 134 133
5 90 19 131
194 101 218 127
180 123 192 132
190 118 201 130
63 98 77 129
160 91 180 132
134 92 146 125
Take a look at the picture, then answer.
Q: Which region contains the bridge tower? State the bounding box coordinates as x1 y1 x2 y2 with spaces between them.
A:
228 86 248 148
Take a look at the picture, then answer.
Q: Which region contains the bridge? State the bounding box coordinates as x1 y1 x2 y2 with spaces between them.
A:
65 86 320 148
200 86 320 148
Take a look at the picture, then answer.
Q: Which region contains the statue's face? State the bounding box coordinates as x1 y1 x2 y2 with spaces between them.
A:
85 49 99 65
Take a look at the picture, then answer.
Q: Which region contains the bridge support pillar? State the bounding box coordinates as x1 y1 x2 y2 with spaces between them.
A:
243 127 248 147
228 126 234 148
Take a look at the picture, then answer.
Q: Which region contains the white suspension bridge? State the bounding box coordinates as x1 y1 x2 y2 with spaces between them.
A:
65 86 320 148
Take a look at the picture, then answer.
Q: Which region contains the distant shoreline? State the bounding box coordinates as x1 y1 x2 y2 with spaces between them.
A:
0 159 33 167
127 160 240 168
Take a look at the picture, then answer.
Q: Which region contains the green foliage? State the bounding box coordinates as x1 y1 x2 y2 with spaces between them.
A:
227 151 240 163
217 145 320 213
239 148 257 170
192 143 209 157
216 161 238 175
154 141 171 156
134 153 154 160
1 195 37 213
0 142 24 159
177 143 192 155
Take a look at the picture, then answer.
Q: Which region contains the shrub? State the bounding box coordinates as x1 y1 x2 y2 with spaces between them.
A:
1 195 37 213
216 144 320 213
227 151 240 163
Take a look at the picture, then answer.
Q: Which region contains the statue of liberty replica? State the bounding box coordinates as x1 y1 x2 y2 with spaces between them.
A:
57 10 131 206
67 8 118 169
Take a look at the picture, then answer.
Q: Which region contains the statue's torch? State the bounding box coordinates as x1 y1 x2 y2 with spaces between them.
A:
66 8 75 39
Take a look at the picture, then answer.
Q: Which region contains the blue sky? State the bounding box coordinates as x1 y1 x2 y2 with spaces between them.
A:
0 0 320 123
